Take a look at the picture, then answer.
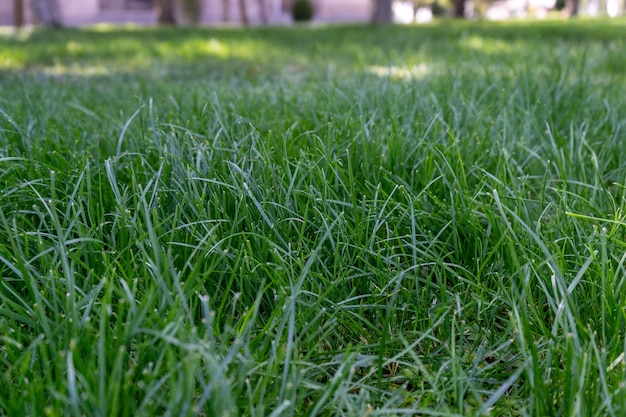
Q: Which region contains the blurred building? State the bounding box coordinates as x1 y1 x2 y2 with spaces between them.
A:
0 0 373 27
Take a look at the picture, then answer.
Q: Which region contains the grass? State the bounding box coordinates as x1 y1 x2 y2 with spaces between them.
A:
0 18 625 416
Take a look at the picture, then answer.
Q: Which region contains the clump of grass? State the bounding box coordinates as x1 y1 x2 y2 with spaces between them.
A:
1 19 626 416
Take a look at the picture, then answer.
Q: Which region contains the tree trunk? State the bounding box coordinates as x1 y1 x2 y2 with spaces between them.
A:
14 0 25 27
222 0 230 21
372 0 392 23
238 0 249 25
156 0 176 24
257 0 268 23
453 0 466 17
30 0 62 27
180 0 201 23
564 0 580 16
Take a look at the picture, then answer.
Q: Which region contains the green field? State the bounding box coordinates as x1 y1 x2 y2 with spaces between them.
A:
1 19 626 416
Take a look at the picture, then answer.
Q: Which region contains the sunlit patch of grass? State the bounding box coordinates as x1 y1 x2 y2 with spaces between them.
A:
367 63 432 80
40 63 113 77
460 34 511 54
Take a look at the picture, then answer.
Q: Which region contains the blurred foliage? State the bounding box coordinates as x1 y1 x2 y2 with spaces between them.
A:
292 0 315 21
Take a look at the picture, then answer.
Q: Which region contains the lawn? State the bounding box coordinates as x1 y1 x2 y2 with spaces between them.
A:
1 18 626 416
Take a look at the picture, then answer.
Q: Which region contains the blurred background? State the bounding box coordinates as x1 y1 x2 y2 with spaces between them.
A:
1 0 624 28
